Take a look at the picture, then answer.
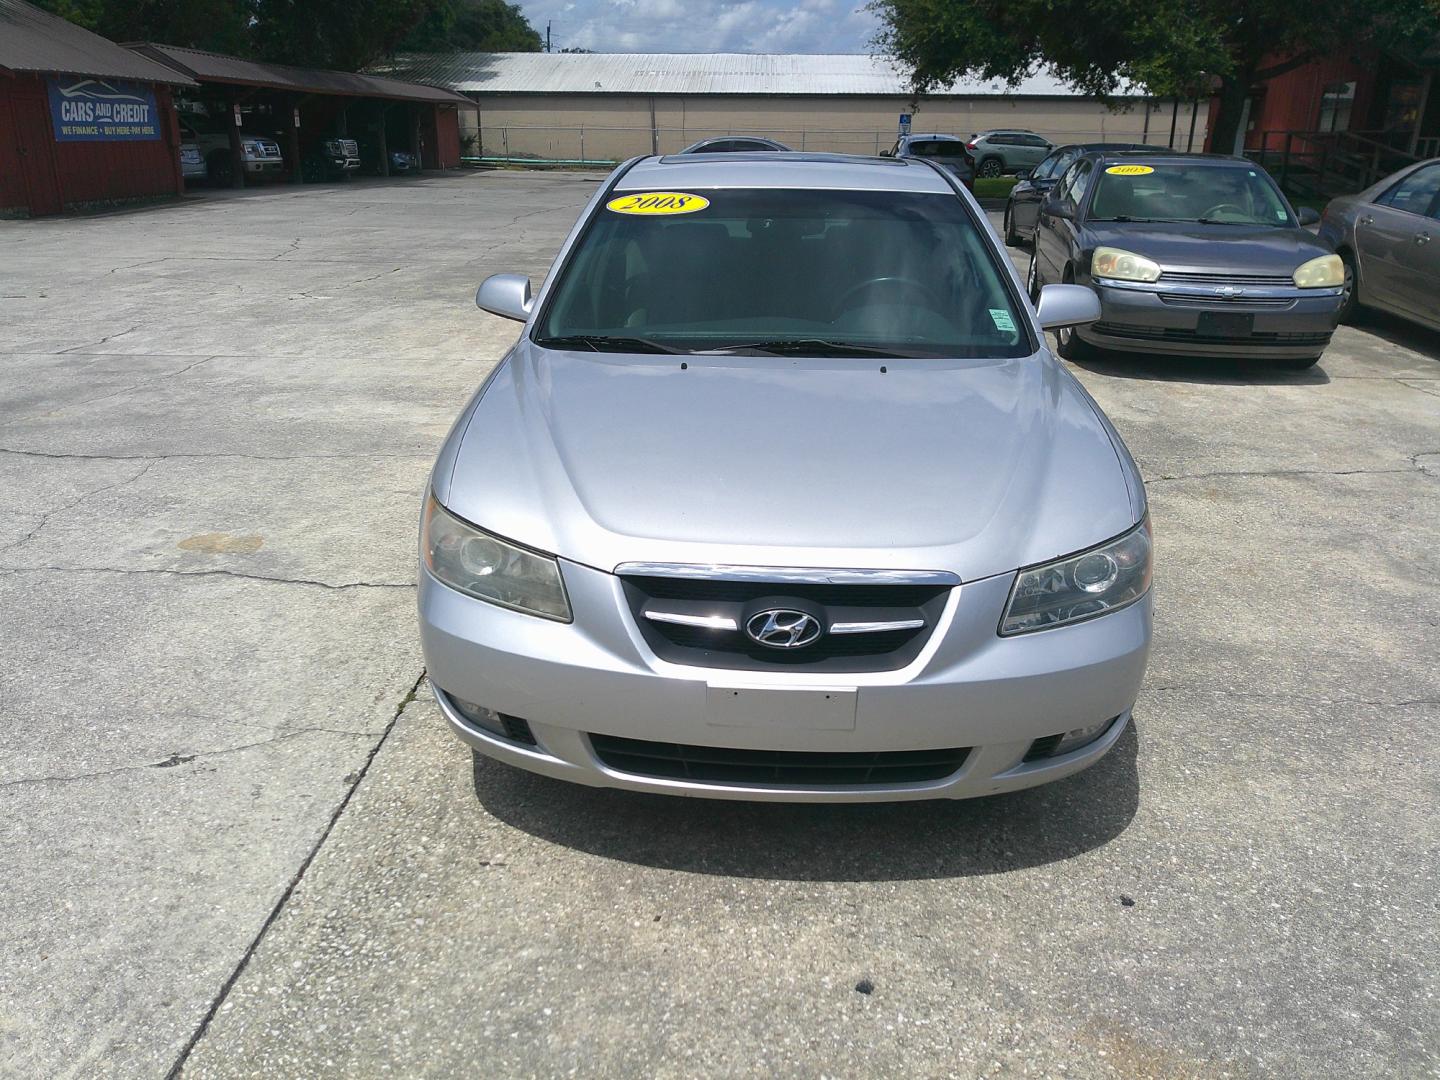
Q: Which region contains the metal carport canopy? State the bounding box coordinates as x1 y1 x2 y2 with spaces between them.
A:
125 43 471 105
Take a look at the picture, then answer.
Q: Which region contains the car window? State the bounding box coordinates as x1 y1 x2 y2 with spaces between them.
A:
1376 164 1440 216
908 140 969 159
536 188 1031 359
988 134 1018 146
1065 161 1095 205
1088 162 1294 226
1031 152 1061 180
1019 135 1049 147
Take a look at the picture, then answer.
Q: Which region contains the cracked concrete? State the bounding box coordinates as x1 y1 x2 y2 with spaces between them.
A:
0 178 1436 1078
0 171 593 1077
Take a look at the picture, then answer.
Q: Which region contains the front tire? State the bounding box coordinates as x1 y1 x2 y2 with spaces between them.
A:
1056 323 1098 361
1337 250 1363 324
1004 205 1022 247
1026 251 1042 303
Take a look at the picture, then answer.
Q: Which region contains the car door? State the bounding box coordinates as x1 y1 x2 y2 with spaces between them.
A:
1037 160 1090 280
1355 162 1440 319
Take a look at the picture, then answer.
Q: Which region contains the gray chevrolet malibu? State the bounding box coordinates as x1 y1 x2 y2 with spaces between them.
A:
419 152 1152 802
1030 152 1344 367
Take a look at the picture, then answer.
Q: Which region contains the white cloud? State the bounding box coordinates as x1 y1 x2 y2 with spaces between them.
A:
518 0 880 53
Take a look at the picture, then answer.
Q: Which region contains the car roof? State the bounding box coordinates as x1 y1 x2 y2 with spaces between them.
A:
1050 142 1164 153
623 152 956 193
1080 150 1255 167
903 133 964 142
976 129 1037 135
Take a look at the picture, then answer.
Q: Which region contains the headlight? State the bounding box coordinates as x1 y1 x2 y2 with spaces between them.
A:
1293 254 1343 288
1092 247 1161 283
422 495 571 621
1001 520 1152 635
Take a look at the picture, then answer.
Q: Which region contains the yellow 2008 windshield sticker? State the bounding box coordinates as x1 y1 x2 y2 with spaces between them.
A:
606 191 710 215
1105 164 1155 176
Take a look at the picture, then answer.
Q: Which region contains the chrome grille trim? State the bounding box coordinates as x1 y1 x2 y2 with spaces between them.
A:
614 563 960 586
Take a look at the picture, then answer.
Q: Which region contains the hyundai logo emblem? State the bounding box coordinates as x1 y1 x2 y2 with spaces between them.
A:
744 609 823 649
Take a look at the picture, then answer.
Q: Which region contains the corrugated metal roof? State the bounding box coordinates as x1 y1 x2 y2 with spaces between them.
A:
0 0 196 84
369 52 1128 98
130 43 473 105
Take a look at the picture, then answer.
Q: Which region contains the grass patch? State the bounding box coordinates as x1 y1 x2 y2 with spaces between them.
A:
974 177 1019 199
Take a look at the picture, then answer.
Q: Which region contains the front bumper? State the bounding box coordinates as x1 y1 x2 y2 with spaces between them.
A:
1082 278 1343 359
243 160 284 174
419 559 1151 802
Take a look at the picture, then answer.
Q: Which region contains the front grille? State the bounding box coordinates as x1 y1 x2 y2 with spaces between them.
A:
340 139 358 157
590 734 970 786
621 574 952 673
1093 321 1332 347
1157 292 1294 307
1159 271 1294 286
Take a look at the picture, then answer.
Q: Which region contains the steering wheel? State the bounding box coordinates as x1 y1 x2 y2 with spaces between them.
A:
1201 203 1247 220
834 276 946 316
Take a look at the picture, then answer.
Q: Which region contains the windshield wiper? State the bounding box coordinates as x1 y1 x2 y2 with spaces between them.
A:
534 334 681 354
700 338 919 358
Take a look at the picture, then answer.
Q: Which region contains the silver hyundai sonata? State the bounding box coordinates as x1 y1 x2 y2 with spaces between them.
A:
419 152 1152 802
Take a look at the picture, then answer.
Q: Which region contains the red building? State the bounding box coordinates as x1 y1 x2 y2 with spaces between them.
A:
1205 43 1439 195
0 0 197 216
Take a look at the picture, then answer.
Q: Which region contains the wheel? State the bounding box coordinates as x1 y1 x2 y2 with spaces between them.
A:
1056 322 1098 361
1026 251 1042 303
978 157 1004 179
1336 250 1362 324
206 151 233 187
1004 205 1022 247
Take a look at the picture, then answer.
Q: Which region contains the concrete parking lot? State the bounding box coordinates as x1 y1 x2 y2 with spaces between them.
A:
1 171 1436 1078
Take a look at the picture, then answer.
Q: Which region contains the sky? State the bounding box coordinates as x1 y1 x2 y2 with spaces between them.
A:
516 0 883 54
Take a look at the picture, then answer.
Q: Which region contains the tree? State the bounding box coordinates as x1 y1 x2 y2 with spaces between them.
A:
251 0 451 70
399 0 543 52
31 0 252 55
871 0 1440 154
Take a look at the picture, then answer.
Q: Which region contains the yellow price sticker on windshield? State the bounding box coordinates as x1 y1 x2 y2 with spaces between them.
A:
1105 164 1155 176
606 191 711 215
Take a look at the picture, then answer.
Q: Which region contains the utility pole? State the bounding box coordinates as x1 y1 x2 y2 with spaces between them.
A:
546 22 551 52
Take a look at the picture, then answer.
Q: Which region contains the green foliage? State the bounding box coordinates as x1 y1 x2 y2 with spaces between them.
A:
31 0 252 53
399 0 543 52
871 0 1440 149
251 0 450 70
972 176 1017 200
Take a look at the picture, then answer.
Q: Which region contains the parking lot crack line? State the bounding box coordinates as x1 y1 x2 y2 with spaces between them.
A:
1145 465 1417 485
19 356 221 421
0 459 157 554
0 565 413 590
162 671 426 1080
0 727 377 790
55 325 141 354
0 448 426 463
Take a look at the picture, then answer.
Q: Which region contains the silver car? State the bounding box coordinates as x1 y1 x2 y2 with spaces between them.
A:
419 153 1152 802
1317 158 1440 332
968 130 1054 177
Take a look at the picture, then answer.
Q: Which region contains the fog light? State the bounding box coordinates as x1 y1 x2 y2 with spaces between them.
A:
448 694 508 738
1024 717 1117 761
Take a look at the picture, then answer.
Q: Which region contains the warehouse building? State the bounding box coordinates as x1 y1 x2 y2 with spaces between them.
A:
373 52 1210 163
0 0 197 216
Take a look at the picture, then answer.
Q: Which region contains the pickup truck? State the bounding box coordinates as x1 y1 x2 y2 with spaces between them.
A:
180 121 284 184
303 136 361 181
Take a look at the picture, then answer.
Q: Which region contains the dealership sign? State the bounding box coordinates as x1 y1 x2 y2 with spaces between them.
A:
48 77 162 141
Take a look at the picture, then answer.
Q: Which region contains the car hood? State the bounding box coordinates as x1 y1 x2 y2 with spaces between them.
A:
438 341 1140 581
1083 221 1332 274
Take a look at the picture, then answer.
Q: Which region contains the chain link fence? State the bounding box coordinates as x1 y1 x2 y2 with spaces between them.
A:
470 123 1202 166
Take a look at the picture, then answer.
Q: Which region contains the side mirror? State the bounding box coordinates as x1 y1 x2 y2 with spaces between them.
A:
878 149 892 157
1035 283 1100 331
1043 196 1073 220
1015 168 1031 180
476 273 533 322
1296 206 1320 226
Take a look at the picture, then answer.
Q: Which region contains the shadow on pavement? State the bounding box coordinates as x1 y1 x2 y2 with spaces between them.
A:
1349 310 1440 363
1071 351 1332 386
472 721 1140 882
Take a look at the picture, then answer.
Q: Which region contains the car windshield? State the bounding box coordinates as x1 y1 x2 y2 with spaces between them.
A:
908 141 968 159
1088 163 1294 226
535 188 1030 358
